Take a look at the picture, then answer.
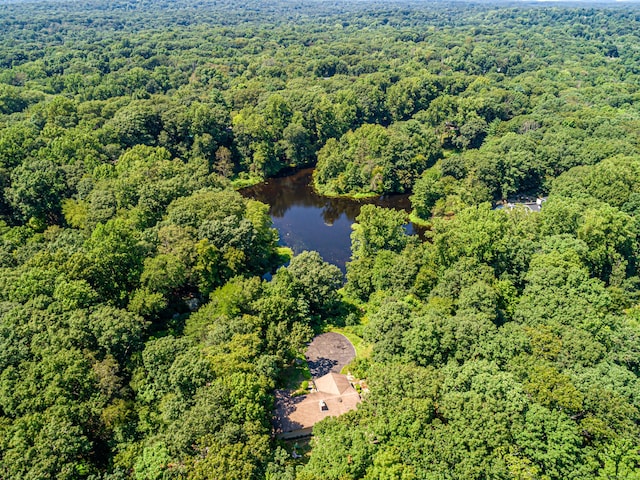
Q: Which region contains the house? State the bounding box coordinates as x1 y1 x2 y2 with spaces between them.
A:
273 372 361 439
495 196 547 213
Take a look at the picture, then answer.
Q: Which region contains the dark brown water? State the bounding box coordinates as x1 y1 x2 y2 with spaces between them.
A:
240 168 419 272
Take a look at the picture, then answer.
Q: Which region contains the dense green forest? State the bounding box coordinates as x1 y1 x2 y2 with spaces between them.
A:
1 0 640 478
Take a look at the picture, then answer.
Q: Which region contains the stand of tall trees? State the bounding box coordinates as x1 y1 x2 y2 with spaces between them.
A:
0 0 639 478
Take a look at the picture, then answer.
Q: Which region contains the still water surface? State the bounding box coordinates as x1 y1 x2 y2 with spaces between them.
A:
240 168 419 272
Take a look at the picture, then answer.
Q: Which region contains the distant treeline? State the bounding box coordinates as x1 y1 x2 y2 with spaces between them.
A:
0 0 639 478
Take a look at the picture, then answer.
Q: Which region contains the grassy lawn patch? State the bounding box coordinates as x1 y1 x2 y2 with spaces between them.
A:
231 175 264 189
279 354 312 391
326 325 372 361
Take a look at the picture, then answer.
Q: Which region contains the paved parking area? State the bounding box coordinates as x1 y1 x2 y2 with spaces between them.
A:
305 332 356 379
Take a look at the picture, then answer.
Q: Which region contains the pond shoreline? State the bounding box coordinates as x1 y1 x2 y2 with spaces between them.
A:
239 168 422 273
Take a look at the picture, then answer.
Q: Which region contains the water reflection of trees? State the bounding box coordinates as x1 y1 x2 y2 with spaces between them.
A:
241 168 412 225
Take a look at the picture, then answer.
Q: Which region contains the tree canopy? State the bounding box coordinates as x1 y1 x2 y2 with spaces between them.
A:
1 0 640 478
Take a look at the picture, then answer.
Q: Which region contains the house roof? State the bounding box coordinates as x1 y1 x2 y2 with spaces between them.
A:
273 372 361 437
314 372 353 396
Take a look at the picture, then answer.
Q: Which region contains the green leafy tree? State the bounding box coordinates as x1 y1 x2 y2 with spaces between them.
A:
6 158 67 224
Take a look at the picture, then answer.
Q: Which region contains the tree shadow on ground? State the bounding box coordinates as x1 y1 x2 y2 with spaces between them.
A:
307 356 338 378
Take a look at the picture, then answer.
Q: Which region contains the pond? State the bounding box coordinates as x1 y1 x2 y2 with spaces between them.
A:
240 168 421 273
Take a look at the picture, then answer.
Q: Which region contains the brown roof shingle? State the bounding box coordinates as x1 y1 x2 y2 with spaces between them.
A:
273 372 361 437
